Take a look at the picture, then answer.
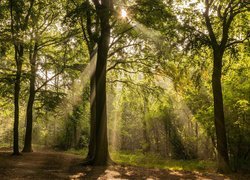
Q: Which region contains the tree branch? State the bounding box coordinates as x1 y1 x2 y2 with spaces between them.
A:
80 16 91 50
109 26 134 49
226 34 250 48
35 69 64 93
203 0 218 48
108 42 142 58
92 0 100 7
23 0 35 30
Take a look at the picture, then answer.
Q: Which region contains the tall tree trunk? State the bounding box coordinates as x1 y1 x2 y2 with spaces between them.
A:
10 0 34 156
13 45 23 155
212 51 231 173
82 0 98 162
23 43 38 152
86 55 96 161
92 3 111 165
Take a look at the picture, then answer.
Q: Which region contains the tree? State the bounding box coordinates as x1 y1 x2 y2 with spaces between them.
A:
79 0 99 163
22 41 38 152
83 0 98 162
202 0 249 172
64 0 99 162
9 0 35 155
90 0 113 165
22 0 66 153
130 0 249 172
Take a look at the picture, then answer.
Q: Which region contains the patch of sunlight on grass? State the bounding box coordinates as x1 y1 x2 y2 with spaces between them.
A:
110 151 216 172
66 148 88 157
0 143 11 148
0 143 12 151
32 144 47 150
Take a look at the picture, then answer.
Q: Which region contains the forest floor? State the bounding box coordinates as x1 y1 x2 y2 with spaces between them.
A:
0 149 249 179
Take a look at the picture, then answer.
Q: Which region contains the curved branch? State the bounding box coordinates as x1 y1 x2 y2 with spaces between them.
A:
204 0 218 48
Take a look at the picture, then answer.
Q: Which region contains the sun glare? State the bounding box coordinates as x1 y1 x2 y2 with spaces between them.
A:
196 2 205 13
121 9 127 18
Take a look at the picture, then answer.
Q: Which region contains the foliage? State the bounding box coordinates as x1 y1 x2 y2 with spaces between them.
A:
111 151 216 171
0 0 249 172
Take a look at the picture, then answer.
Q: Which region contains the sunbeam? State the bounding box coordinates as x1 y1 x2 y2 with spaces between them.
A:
58 49 97 118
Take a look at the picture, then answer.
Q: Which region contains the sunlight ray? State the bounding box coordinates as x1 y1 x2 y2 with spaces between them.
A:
58 48 97 118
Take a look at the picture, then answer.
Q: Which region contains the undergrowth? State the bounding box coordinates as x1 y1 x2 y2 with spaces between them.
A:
111 151 215 171
66 149 216 171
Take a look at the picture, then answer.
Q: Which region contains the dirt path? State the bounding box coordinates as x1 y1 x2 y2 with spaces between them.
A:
0 151 249 179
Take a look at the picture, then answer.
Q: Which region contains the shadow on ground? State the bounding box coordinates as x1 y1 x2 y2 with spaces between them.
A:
0 151 249 179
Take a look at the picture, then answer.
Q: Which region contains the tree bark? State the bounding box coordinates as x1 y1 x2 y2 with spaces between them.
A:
92 2 111 165
13 45 23 155
212 51 231 173
86 56 96 161
82 0 98 162
23 43 38 152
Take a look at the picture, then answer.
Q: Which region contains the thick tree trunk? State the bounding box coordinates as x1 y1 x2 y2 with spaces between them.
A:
212 51 231 173
92 5 111 165
23 44 38 152
84 0 98 162
13 45 23 155
86 60 96 161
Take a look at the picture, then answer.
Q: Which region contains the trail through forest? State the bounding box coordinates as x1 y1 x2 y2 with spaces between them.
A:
0 150 248 180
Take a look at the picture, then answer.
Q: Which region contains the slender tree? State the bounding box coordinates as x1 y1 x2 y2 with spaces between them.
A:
22 42 38 152
203 0 249 172
9 0 35 155
131 0 249 172
65 0 99 161
22 0 63 152
81 0 99 162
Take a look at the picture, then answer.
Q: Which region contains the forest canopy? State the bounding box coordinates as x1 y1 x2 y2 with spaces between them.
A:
0 0 249 176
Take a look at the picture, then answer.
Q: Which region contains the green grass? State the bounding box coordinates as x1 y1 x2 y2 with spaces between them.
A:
111 151 216 172
65 148 216 172
65 148 88 157
0 143 12 148
0 143 217 172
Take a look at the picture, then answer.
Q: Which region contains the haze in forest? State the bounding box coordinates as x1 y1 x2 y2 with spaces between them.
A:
0 0 249 179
